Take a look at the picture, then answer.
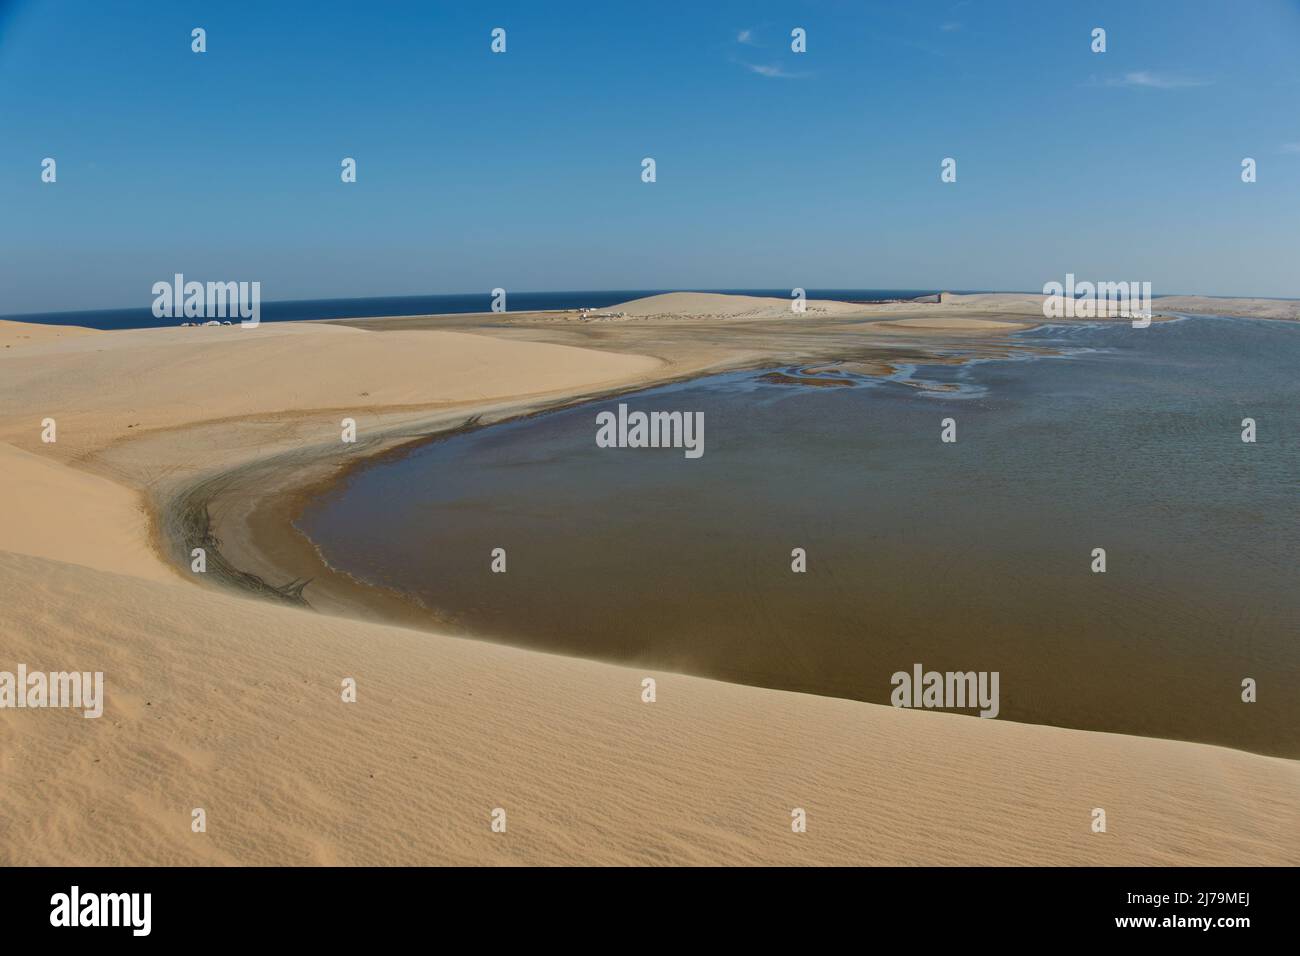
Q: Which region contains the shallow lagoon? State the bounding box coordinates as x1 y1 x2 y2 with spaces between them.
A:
300 316 1300 756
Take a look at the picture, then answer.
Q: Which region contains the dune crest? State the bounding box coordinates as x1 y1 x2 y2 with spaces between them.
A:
0 319 101 349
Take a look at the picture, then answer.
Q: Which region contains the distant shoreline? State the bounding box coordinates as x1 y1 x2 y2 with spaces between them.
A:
7 289 1300 330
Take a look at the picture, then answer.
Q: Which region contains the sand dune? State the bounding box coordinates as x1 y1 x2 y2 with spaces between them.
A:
940 291 1300 321
0 443 173 583
0 319 100 349
608 291 870 319
606 290 1300 324
2 549 1295 866
1 299 1296 866
0 320 662 464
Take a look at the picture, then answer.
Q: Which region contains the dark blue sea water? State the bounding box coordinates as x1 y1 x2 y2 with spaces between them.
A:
2 289 946 330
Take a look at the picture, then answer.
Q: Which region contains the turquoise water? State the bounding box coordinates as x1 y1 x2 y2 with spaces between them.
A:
299 316 1300 756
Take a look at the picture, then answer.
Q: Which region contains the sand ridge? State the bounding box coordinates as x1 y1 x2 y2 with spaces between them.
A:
0 443 174 583
0 319 101 349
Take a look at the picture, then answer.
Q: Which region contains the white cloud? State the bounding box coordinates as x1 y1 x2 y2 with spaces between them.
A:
743 62 805 79
1280 143 1300 154
737 28 756 46
1105 71 1210 90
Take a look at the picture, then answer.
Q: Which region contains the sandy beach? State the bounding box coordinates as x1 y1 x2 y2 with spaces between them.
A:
1 292 1297 866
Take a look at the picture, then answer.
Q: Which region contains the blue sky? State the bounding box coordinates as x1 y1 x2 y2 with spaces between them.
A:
2 0 1299 313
